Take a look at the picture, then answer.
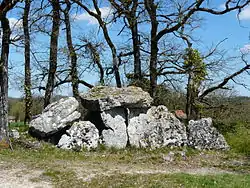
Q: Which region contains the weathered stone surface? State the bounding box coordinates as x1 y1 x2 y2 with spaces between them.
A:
57 121 99 150
9 129 20 139
80 86 153 111
101 108 128 148
29 97 81 138
128 105 187 149
187 118 230 150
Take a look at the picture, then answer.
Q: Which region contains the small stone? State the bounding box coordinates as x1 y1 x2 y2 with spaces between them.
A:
9 129 20 139
175 110 187 120
163 151 175 162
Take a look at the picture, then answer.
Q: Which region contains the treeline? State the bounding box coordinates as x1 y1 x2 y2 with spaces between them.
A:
1 1 250 142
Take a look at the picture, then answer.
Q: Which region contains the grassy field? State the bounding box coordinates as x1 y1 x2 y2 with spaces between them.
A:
1 140 249 187
0 122 249 187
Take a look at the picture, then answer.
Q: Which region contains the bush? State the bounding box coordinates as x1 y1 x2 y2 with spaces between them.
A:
225 124 250 156
213 121 238 134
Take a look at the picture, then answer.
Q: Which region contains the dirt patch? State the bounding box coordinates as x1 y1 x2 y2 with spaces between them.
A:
0 162 52 188
0 150 248 188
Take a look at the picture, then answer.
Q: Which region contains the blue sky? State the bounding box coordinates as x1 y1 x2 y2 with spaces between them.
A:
5 0 250 97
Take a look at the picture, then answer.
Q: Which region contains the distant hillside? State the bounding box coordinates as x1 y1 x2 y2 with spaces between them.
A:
8 95 67 121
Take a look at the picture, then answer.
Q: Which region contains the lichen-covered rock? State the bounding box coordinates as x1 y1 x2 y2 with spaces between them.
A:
29 97 81 138
80 86 153 111
57 121 99 150
101 108 128 148
9 129 20 139
187 118 230 150
128 105 187 149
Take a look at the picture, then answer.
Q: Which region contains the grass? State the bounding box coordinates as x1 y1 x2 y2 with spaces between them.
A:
42 169 84 188
1 122 249 187
1 140 249 187
225 125 250 156
85 173 250 188
9 122 29 133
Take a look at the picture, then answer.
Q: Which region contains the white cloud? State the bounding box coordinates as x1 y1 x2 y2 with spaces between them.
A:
0 17 22 42
73 7 113 25
240 44 250 53
238 6 250 20
218 3 226 10
9 17 22 29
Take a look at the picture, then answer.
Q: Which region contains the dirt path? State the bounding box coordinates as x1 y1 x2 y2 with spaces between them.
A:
0 160 237 188
0 166 52 188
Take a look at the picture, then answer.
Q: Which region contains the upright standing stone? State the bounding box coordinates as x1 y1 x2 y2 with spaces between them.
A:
101 108 127 148
128 106 187 148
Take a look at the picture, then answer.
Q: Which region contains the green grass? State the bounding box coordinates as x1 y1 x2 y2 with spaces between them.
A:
34 171 250 188
0 142 185 166
1 122 249 187
1 140 249 188
9 122 29 133
42 169 84 188
225 125 250 156
85 173 250 188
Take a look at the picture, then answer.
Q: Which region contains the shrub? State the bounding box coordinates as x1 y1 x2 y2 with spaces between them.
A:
225 124 250 156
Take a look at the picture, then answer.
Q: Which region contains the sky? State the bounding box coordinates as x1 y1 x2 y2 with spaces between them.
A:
4 0 250 98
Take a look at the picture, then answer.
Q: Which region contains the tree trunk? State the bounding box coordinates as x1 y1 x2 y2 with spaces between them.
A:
23 0 32 124
186 72 199 120
44 0 60 108
149 38 158 98
113 55 122 87
145 0 158 98
63 0 80 99
0 14 10 144
127 0 142 80
130 17 142 80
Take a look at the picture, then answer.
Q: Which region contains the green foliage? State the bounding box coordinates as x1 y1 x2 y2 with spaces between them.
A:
225 124 250 156
183 48 207 82
8 96 44 121
9 122 29 133
9 101 25 122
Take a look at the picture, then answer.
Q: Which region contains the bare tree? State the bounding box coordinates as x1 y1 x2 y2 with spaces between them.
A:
109 0 143 80
61 0 80 99
23 0 32 124
72 0 122 87
84 41 105 85
44 0 61 108
0 0 20 146
143 0 250 97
